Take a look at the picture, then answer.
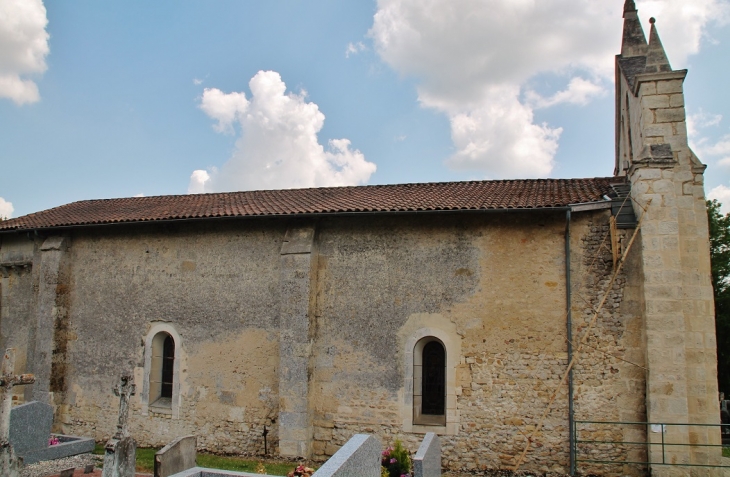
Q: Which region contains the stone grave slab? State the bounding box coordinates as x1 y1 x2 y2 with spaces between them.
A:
9 400 53 455
414 432 441 477
312 434 381 477
9 400 95 465
155 435 197 477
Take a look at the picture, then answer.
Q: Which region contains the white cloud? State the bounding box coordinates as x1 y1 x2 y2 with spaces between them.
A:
708 185 730 214
190 71 376 193
368 0 727 178
199 88 249 134
345 41 367 58
188 169 211 194
688 110 722 138
637 0 730 66
193 78 203 85
0 197 14 218
0 0 49 105
526 77 606 110
446 86 561 177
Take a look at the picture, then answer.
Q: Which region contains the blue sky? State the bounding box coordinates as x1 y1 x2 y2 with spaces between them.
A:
1 0 730 218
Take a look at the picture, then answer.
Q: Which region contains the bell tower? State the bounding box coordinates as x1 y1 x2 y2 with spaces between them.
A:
616 1 722 474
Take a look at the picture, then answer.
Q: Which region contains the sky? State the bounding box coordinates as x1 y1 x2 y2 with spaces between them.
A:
2 0 730 219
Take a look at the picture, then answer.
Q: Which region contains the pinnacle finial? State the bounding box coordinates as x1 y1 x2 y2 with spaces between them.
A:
645 17 672 72
624 0 637 16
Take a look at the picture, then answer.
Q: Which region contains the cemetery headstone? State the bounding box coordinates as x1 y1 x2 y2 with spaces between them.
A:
102 373 137 477
311 434 381 477
9 400 53 456
413 432 441 477
8 400 95 464
0 348 36 477
155 435 197 477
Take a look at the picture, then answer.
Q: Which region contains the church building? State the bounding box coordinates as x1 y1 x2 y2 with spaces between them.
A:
0 2 723 475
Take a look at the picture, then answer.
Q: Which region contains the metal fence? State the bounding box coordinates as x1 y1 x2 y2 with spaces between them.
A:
573 420 729 472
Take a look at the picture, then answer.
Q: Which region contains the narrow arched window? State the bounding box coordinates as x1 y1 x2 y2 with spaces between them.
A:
414 337 446 425
161 334 175 399
150 331 174 408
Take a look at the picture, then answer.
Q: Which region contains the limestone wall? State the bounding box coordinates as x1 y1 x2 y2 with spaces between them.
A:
0 234 37 403
309 212 646 475
52 220 285 454
0 210 649 474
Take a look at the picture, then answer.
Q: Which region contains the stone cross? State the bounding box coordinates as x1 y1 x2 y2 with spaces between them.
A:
111 374 135 440
0 348 36 477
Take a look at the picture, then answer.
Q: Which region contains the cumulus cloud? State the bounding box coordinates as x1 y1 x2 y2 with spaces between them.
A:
345 41 367 58
189 71 376 194
0 0 49 105
708 185 730 214
368 0 727 178
0 197 14 218
526 77 607 109
688 111 730 165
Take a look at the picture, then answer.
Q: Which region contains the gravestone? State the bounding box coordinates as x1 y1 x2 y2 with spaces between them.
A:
8 400 95 464
9 400 52 456
0 348 36 477
102 374 137 477
155 435 197 477
413 432 441 477
311 434 381 477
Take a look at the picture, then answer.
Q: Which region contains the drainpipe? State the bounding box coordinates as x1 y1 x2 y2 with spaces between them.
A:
565 210 576 475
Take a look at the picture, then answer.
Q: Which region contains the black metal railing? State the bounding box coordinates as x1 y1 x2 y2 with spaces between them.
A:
573 420 729 471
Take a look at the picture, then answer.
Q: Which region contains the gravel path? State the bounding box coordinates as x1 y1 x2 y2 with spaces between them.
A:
20 453 101 477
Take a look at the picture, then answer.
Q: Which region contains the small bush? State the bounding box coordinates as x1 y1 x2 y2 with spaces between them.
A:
381 440 412 477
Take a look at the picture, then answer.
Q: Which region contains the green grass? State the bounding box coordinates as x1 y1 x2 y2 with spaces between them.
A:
196 453 294 475
723 446 730 458
93 443 294 475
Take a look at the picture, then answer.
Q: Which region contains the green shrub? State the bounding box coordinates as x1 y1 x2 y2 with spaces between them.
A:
381 439 412 477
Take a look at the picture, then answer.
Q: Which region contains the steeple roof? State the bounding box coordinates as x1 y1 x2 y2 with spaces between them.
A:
621 0 648 58
645 18 672 73
617 3 674 89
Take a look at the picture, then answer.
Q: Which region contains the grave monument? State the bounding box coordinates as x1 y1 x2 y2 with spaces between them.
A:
102 373 137 477
0 348 35 477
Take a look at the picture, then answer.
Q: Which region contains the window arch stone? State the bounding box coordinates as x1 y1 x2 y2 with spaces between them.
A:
142 323 182 418
401 314 460 435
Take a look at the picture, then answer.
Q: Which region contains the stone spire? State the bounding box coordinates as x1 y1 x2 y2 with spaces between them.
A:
621 0 648 58
644 17 672 73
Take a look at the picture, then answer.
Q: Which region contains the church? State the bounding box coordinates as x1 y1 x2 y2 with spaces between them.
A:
0 2 723 475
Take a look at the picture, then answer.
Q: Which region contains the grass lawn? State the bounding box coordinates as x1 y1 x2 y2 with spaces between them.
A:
724 446 729 458
93 443 294 475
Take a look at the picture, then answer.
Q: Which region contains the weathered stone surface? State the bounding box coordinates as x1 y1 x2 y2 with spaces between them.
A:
312 434 380 477
102 436 136 477
414 432 441 477
9 400 52 455
155 435 197 477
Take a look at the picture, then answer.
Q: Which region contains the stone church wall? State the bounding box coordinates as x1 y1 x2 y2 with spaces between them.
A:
52 219 286 454
0 209 647 474
0 234 36 403
307 211 647 475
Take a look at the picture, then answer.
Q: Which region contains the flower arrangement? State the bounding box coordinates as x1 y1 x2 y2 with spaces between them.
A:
381 439 412 477
48 436 60 446
287 464 315 477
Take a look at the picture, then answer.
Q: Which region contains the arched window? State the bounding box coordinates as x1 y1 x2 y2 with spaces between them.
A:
142 323 182 418
414 337 446 426
150 332 175 406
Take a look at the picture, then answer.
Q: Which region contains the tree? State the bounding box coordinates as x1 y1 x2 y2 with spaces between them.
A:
707 199 730 395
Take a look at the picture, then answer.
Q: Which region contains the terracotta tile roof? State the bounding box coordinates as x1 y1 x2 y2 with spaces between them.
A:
0 178 620 232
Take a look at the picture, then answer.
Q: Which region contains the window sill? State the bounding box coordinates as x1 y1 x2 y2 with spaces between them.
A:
149 397 172 415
